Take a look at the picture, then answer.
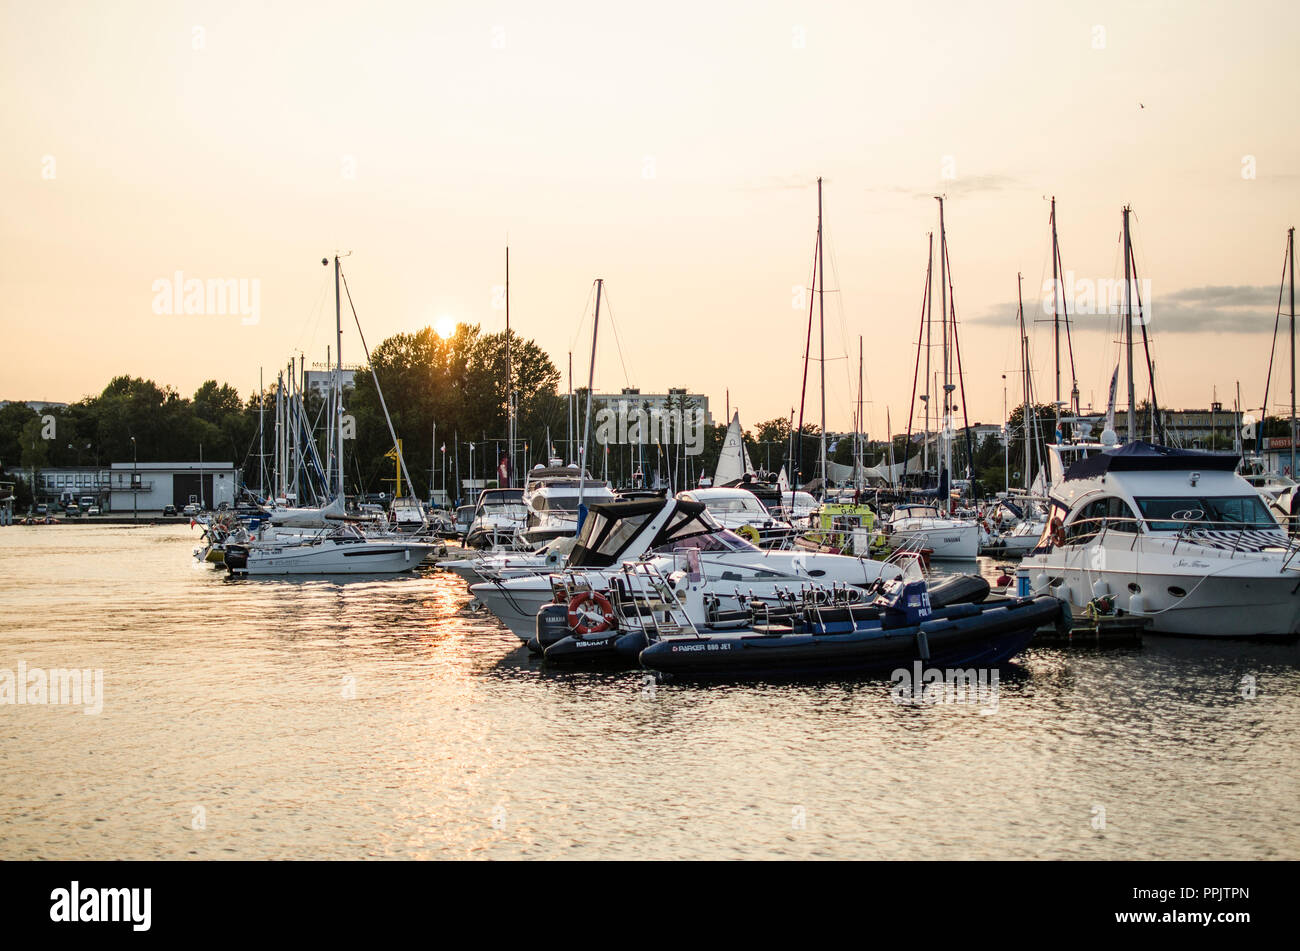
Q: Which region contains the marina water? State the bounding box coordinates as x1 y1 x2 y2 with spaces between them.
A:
2 524 1297 860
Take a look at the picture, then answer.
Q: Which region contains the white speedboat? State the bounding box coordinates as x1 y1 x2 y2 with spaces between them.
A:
1019 441 1300 638
463 488 528 550
676 486 795 547
470 496 902 640
224 524 435 576
388 496 429 533
887 503 979 559
441 536 574 587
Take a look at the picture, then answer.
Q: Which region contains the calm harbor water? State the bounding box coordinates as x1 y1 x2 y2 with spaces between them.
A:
1 523 1297 860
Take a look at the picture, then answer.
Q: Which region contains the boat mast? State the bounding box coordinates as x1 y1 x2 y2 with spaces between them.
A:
1018 273 1031 493
924 233 933 478
1290 227 1296 480
856 334 864 489
334 254 345 500
1051 196 1061 439
578 279 602 512
505 245 514 488
1123 207 1136 442
258 367 265 497
817 177 827 494
937 196 952 513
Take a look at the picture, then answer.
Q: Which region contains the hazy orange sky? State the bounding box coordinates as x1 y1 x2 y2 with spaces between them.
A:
4 0 1298 438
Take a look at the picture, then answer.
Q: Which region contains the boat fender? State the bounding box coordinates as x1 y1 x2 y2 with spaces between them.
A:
1128 593 1146 616
1055 599 1073 636
915 628 931 661
1032 572 1049 595
1091 580 1110 599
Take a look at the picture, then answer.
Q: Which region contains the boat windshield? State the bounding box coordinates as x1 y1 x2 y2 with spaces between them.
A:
480 502 527 518
665 529 757 553
1134 495 1278 532
703 497 765 515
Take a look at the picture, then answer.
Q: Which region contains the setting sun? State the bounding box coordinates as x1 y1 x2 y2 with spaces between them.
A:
434 316 457 340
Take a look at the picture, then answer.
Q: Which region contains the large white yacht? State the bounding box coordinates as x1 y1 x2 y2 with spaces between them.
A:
519 462 616 546
1019 441 1300 638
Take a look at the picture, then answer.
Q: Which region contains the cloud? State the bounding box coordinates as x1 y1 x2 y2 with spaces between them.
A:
870 174 1022 200
966 284 1284 334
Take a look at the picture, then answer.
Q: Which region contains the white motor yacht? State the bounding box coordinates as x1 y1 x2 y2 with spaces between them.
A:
519 462 615 546
1019 441 1300 638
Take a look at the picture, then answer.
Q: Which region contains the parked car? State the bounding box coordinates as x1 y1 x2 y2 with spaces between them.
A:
87 506 101 516
65 503 80 517
35 503 48 516
163 504 177 516
182 502 200 516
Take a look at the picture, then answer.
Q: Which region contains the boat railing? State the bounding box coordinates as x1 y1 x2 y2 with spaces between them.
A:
1052 515 1299 561
609 561 701 639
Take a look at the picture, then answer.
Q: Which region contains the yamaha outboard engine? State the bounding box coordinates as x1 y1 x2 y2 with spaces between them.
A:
533 603 570 652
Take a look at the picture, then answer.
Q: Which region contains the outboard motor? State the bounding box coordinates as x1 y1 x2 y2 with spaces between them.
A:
223 545 249 572
534 603 570 650
874 577 933 627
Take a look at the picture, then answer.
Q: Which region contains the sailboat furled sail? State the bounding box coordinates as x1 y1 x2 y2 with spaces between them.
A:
713 412 754 485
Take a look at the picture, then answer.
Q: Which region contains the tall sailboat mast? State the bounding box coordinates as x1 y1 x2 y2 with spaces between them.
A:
505 245 514 488
334 254 345 499
856 334 864 489
1290 226 1296 479
1051 196 1061 437
1123 206 1136 442
923 232 933 477
578 279 602 511
1018 272 1032 493
817 177 827 492
258 367 265 496
937 196 952 512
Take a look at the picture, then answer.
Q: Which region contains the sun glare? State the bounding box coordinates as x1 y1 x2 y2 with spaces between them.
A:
434 316 457 339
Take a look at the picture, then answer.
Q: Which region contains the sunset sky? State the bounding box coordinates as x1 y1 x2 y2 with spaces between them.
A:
3 0 1298 439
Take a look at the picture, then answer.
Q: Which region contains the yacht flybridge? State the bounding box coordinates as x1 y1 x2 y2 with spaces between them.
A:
520 462 615 546
1019 441 1300 638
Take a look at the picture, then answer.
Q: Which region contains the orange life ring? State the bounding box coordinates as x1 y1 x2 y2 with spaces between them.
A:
567 591 617 636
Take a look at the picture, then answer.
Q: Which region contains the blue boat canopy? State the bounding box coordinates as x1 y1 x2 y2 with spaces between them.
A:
1063 441 1240 482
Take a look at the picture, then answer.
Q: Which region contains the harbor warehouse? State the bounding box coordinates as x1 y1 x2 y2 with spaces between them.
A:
108 462 236 513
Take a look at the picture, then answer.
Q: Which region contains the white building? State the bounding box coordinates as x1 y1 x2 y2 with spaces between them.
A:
108 462 237 513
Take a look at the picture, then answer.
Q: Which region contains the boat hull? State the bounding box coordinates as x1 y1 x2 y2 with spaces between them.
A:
638 597 1064 680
